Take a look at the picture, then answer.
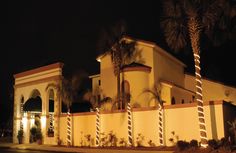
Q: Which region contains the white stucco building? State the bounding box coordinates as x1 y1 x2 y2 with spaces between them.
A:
13 38 236 146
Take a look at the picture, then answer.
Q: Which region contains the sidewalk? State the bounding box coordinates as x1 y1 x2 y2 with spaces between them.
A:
0 143 174 153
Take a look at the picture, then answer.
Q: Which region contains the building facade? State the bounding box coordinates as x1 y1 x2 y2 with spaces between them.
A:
13 38 236 146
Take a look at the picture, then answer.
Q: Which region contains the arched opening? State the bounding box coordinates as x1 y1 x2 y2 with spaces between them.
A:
30 89 41 99
23 89 42 143
121 80 130 109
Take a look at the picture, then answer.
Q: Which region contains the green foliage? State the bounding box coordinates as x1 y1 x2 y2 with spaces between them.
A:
176 140 190 151
30 126 42 142
189 139 198 148
84 134 93 147
118 138 127 147
208 139 218 149
136 133 145 147
100 131 118 147
169 131 179 145
17 129 23 139
228 118 236 145
148 140 156 147
35 128 42 140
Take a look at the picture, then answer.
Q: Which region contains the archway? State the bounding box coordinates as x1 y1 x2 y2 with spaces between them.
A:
24 89 43 143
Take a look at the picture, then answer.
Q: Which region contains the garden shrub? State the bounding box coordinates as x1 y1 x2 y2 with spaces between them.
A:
189 139 198 148
176 140 189 151
208 139 218 149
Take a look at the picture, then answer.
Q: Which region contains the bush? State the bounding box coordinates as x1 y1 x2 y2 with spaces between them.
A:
35 128 42 140
176 140 189 151
30 126 42 142
17 129 23 144
189 139 198 148
208 139 218 149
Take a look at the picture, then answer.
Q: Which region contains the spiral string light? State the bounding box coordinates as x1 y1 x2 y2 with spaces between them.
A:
95 107 100 147
49 113 54 131
158 104 164 146
67 110 71 146
20 101 24 131
127 102 132 146
194 53 208 147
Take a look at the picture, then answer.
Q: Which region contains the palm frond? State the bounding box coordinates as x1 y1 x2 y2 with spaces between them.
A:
143 87 162 106
161 0 188 52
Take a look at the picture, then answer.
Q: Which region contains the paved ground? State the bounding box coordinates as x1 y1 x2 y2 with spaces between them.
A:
0 143 174 153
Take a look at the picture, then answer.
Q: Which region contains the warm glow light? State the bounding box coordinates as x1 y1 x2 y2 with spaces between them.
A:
127 102 132 146
95 107 100 147
30 115 35 127
194 53 208 147
22 116 28 129
41 115 47 129
67 111 72 145
158 104 164 146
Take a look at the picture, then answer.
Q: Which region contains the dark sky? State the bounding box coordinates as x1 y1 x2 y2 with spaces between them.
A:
1 1 236 125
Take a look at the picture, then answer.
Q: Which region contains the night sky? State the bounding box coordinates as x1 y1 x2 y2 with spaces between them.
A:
1 1 236 126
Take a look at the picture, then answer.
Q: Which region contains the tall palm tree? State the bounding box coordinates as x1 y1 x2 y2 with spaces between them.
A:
97 20 136 109
144 85 164 146
84 90 102 147
97 21 137 146
46 72 87 146
160 0 235 147
111 39 136 109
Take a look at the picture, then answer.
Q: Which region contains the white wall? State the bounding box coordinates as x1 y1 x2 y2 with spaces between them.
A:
57 101 227 147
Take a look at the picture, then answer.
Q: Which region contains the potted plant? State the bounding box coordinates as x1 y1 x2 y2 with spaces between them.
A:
35 128 43 144
47 128 54 137
17 129 23 144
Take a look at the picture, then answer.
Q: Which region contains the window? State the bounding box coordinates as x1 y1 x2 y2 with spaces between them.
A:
171 97 175 105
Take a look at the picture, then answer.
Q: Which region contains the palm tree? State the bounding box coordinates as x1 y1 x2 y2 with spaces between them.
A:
144 85 164 146
46 72 87 146
97 21 137 146
97 20 136 109
160 0 235 147
111 39 136 109
84 90 102 147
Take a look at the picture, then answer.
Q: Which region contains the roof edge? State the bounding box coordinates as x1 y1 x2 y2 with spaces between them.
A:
14 62 64 79
185 73 236 89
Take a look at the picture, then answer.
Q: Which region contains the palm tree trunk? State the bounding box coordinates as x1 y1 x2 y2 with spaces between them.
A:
95 107 100 147
158 104 164 146
67 108 72 146
127 102 132 146
188 17 208 147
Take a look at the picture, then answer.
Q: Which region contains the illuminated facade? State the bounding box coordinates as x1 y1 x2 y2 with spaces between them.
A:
93 37 236 108
13 38 236 146
13 63 63 144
